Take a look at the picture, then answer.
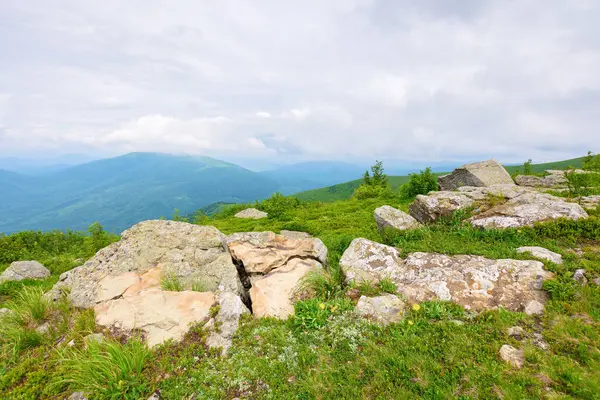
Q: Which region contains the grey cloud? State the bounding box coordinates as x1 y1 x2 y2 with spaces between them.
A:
0 0 599 164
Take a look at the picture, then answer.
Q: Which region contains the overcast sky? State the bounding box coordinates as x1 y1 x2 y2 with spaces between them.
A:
0 0 599 165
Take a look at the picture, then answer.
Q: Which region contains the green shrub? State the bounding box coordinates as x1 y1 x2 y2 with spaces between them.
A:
582 151 600 171
378 278 398 294
258 192 302 217
352 184 394 200
400 167 438 198
54 338 151 400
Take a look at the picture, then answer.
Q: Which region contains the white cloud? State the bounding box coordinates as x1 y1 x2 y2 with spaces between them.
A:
0 1 599 164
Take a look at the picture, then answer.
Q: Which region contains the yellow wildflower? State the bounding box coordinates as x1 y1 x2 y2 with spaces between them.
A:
319 303 326 310
330 306 338 312
408 320 414 326
412 304 421 311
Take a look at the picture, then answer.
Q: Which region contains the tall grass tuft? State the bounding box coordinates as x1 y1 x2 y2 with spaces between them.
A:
54 338 151 400
160 271 184 292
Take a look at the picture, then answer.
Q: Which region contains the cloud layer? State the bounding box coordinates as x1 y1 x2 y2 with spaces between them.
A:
1 0 599 164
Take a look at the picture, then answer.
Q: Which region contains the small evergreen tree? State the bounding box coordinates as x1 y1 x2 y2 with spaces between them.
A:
370 160 388 187
583 151 600 171
523 159 533 175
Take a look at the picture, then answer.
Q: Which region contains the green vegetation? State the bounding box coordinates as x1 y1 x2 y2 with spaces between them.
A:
400 167 439 198
1 157 600 399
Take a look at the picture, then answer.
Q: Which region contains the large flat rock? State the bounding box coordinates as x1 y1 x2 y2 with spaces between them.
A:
340 238 553 314
374 205 420 231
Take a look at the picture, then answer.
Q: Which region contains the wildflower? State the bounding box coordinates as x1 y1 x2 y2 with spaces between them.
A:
319 303 326 310
412 304 421 311
408 320 414 326
330 305 338 313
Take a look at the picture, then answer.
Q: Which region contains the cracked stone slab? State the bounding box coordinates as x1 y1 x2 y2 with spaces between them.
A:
516 246 563 265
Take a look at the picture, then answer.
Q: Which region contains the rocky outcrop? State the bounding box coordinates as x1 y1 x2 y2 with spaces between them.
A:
580 195 600 210
48 220 244 308
469 192 588 229
515 170 567 188
356 294 405 325
516 246 563 264
0 261 50 283
409 185 533 224
235 208 268 219
438 159 514 191
47 220 247 348
226 231 326 318
340 239 553 314
374 205 420 232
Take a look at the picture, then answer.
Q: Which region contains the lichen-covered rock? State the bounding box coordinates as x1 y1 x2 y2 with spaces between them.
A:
516 246 563 264
507 326 526 340
226 231 327 274
356 294 405 325
580 195 600 210
340 239 553 314
409 192 475 224
438 159 514 191
234 208 268 219
514 170 568 188
226 231 327 319
374 205 420 232
572 269 587 285
48 220 243 308
469 192 588 229
339 239 403 284
0 261 50 283
280 230 312 239
499 345 525 368
206 291 250 352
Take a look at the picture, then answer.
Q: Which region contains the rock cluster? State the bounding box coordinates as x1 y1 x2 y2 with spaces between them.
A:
340 238 553 314
514 170 568 188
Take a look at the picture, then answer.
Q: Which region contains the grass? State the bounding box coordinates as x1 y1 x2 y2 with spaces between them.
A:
1 189 600 398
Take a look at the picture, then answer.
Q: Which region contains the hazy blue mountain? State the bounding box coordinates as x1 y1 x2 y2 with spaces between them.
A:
0 153 280 234
0 153 101 176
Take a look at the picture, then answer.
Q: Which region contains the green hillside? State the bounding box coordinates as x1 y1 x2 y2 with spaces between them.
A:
296 157 586 202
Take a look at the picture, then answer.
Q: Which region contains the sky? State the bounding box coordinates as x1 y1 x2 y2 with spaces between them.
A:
0 0 599 166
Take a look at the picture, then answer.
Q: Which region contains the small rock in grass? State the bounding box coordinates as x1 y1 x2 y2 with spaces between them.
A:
356 294 405 325
516 246 563 265
532 333 549 351
524 300 545 316
68 392 89 400
499 344 525 368
572 269 587 286
507 326 526 340
147 392 161 400
0 308 14 318
0 260 51 283
36 322 51 334
593 277 600 286
234 208 268 219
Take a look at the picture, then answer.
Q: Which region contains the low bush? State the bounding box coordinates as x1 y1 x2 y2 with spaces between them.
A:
399 167 438 198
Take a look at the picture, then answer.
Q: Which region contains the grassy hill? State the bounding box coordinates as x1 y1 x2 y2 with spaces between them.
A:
1 186 599 398
295 157 586 202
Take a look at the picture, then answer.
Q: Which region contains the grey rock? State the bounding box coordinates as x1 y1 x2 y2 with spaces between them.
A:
580 195 600 210
507 326 526 340
206 292 250 353
147 393 161 400
340 239 553 313
516 246 563 265
280 230 312 239
0 308 14 319
0 261 50 283
438 159 514 191
593 277 600 286
499 344 525 368
47 220 243 308
67 392 88 400
356 294 405 325
409 191 475 224
469 192 588 229
234 208 268 219
572 269 587 286
374 205 420 232
515 170 568 188
532 333 549 350
36 322 51 334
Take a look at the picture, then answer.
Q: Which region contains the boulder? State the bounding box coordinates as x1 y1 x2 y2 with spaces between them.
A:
0 261 50 283
46 220 247 348
409 191 475 224
469 192 588 229
48 220 244 308
340 239 553 314
339 238 403 284
374 205 420 232
516 246 563 264
514 170 568 188
226 231 327 319
356 294 405 325
438 159 514 191
499 345 525 368
580 195 600 210
206 291 250 352
280 230 312 239
234 208 268 219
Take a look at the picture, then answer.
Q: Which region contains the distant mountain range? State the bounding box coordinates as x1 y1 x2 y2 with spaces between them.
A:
0 153 587 233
